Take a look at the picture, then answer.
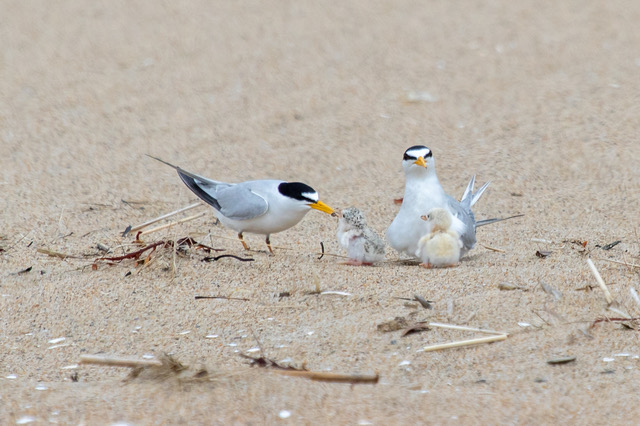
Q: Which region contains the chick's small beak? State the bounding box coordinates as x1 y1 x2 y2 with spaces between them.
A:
414 156 427 168
420 215 428 221
310 200 335 215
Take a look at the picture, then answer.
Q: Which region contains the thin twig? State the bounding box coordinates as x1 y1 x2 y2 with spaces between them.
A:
202 254 254 262
419 334 507 352
195 295 250 301
79 354 162 368
587 258 613 305
272 369 379 384
37 248 82 259
597 257 640 270
427 322 507 336
138 211 208 237
129 202 203 233
478 243 506 253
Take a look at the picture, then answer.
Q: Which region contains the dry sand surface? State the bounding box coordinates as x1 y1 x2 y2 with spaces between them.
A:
2 1 640 424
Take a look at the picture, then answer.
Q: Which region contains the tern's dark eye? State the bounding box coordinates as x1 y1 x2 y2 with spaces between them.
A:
403 153 414 161
424 150 433 158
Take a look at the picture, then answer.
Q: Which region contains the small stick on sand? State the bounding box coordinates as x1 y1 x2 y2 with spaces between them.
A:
420 334 507 352
587 258 613 305
478 243 506 253
138 211 208 237
427 322 507 336
273 369 379 384
597 257 640 270
195 295 250 301
79 354 162 368
129 202 203 233
37 248 81 259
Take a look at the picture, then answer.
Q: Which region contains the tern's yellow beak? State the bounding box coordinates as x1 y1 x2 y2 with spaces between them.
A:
310 200 335 215
414 156 427 168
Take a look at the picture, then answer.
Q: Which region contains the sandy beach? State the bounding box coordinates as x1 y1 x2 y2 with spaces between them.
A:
2 1 640 423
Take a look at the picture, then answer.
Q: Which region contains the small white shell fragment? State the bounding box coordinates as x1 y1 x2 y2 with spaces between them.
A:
178 330 191 335
358 420 373 425
307 331 315 336
398 360 411 366
246 347 261 353
61 364 78 370
142 354 155 359
6 374 17 379
47 343 70 350
278 410 291 419
16 416 36 424
614 353 630 357
205 334 218 339
603 357 615 362
406 91 438 103
226 342 238 347
48 337 65 344
320 291 352 296
518 322 531 327
35 384 48 391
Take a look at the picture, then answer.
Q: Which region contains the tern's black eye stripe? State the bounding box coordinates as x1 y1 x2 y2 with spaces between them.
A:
403 153 414 161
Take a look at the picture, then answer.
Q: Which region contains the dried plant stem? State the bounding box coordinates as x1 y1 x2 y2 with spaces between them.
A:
420 334 507 352
273 369 379 384
130 202 203 233
597 257 640 270
427 322 507 336
587 258 613 305
138 211 208 237
478 243 506 253
79 354 162 368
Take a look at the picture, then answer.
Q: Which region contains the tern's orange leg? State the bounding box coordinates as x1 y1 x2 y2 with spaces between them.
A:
265 235 274 255
238 233 250 250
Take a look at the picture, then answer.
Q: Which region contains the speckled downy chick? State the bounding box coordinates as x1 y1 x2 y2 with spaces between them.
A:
416 208 462 268
337 207 386 265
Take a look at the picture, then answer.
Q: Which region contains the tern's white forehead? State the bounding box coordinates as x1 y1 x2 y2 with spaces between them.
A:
404 145 432 160
302 191 318 202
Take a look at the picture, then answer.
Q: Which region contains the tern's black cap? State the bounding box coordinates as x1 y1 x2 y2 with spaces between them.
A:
403 145 433 161
278 182 318 203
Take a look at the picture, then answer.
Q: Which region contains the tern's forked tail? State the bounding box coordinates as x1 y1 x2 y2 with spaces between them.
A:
460 175 490 210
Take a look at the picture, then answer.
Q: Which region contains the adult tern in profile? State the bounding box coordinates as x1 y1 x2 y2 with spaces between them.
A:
147 155 335 253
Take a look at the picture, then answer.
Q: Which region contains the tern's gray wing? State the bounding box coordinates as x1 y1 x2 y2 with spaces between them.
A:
177 169 268 220
215 184 269 220
445 195 477 250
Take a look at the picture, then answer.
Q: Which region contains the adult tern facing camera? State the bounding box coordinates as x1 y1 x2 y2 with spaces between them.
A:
386 145 489 258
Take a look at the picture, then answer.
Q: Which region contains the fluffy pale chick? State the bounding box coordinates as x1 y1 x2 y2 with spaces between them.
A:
416 208 463 268
386 145 489 258
337 207 386 265
147 155 335 253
